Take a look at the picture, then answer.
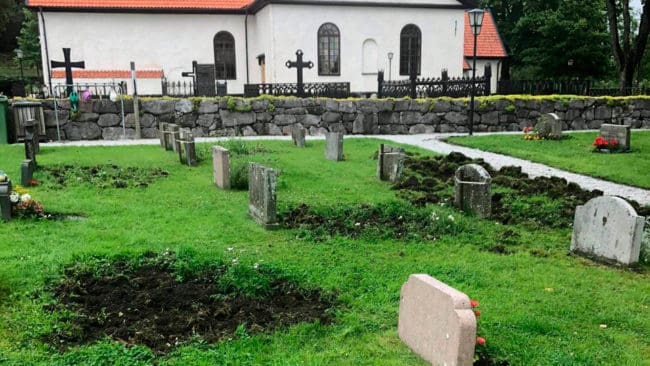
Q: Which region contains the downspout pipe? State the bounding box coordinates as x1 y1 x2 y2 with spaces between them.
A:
245 9 250 84
39 7 53 96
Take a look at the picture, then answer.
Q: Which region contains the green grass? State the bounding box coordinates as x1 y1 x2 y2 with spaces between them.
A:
0 139 649 365
447 130 650 189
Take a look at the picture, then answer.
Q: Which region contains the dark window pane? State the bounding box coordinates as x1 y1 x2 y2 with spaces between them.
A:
214 31 236 79
317 23 340 75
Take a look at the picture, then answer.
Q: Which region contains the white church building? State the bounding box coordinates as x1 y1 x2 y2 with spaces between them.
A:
28 0 507 96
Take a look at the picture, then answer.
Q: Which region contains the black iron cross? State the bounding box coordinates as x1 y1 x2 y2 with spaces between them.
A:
285 49 313 97
51 48 85 94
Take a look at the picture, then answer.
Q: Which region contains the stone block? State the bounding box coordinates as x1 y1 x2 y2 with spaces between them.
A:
92 99 119 114
0 180 12 222
398 274 477 366
296 114 321 127
248 163 278 229
102 127 136 140
199 100 220 113
571 196 645 265
409 124 435 134
291 126 306 147
65 122 102 140
97 113 121 127
219 110 255 127
600 123 631 150
377 144 406 183
175 99 193 113
454 164 491 218
21 159 34 187
325 132 344 161
142 100 175 115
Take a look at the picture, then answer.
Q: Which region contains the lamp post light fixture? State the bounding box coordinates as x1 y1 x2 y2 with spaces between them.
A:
16 49 24 83
387 52 394 81
467 8 485 136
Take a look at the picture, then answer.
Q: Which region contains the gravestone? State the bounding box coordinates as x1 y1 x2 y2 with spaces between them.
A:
170 125 181 153
248 163 278 229
0 178 12 222
377 144 406 183
21 160 34 187
291 126 306 147
454 164 491 218
398 274 477 366
159 122 168 148
50 47 85 95
571 196 645 265
325 132 344 161
286 49 314 97
23 119 40 153
212 146 231 189
600 124 631 151
24 133 37 167
183 132 197 167
536 113 563 139
196 63 217 97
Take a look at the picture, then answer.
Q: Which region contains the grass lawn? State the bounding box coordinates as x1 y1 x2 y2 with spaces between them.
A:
0 138 649 365
446 130 650 189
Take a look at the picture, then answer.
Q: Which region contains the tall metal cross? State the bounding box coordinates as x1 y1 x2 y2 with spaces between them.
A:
51 48 85 94
285 49 313 97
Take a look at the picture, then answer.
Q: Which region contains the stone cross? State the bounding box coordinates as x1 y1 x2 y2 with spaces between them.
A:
0 179 12 222
377 144 406 183
212 146 231 189
21 160 35 187
285 49 313 97
50 48 85 94
291 126 306 147
454 164 492 218
248 163 278 229
571 196 645 265
325 132 344 161
399 274 477 366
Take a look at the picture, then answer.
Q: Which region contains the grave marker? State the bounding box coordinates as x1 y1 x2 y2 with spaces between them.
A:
454 164 491 218
212 146 231 189
536 113 563 139
377 144 406 183
159 122 168 148
21 160 34 187
248 163 278 229
0 178 12 222
600 124 631 151
50 48 85 95
398 274 477 366
285 49 314 97
24 132 37 167
170 125 181 153
291 126 306 147
571 196 645 265
23 119 40 153
183 132 197 167
325 132 344 161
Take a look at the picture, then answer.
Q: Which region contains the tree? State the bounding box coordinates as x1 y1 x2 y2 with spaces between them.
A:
605 0 650 88
16 8 42 77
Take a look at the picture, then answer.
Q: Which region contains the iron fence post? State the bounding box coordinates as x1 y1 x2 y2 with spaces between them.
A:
377 70 384 98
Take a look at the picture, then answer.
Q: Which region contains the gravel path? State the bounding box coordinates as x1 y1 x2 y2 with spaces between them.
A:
41 133 650 206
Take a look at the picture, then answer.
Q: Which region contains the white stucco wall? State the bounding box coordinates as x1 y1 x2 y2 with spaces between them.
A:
40 12 247 95
463 58 504 94
263 4 466 93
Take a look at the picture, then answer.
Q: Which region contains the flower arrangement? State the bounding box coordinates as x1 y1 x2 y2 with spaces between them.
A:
522 126 542 141
8 183 45 219
593 136 620 152
472 299 487 361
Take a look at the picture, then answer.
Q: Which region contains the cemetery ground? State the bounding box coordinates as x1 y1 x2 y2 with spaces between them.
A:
446 130 650 189
0 138 649 365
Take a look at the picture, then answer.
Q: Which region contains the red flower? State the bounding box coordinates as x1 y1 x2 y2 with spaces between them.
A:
593 136 609 147
476 337 486 346
609 138 618 147
29 180 39 186
470 300 479 307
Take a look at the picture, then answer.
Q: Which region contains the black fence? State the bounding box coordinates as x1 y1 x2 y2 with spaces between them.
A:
497 79 592 95
588 87 649 96
244 82 351 98
161 79 194 97
52 82 127 99
377 68 491 99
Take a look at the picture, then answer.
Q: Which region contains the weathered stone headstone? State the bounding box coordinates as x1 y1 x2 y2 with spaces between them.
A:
248 163 278 229
454 164 491 218
183 132 197 167
0 178 12 222
398 274 477 366
536 113 563 139
600 124 631 151
21 160 34 187
171 125 181 153
212 146 231 189
377 144 406 183
24 119 40 153
571 196 645 265
163 123 176 151
159 122 168 148
291 126 306 147
325 132 344 161
24 133 37 167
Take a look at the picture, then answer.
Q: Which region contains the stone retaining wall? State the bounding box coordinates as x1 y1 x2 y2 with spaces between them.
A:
19 96 650 140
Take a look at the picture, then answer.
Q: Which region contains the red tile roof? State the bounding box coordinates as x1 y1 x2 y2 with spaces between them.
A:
464 11 507 58
27 0 252 10
51 70 163 78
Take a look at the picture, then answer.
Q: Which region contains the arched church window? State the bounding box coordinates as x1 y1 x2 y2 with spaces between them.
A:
318 23 340 76
214 31 236 80
362 39 378 74
400 24 421 76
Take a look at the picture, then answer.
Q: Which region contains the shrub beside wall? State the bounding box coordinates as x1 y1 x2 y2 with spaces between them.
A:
13 96 650 141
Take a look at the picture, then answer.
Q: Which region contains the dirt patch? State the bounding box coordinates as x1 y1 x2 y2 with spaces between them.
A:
40 164 169 189
43 252 335 353
393 152 649 228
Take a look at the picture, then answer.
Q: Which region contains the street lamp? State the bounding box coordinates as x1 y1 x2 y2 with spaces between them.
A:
16 49 24 83
387 52 394 81
468 8 485 136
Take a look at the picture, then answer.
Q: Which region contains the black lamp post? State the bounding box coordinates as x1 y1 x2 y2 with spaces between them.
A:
387 52 394 81
16 49 24 83
468 8 485 136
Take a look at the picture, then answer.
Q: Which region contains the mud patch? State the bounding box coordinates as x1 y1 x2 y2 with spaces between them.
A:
393 152 650 228
43 252 335 353
40 165 169 189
